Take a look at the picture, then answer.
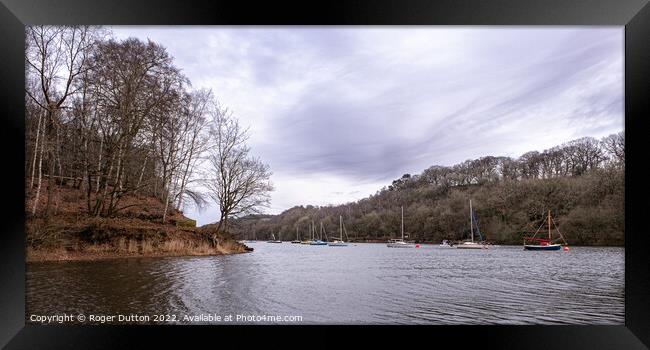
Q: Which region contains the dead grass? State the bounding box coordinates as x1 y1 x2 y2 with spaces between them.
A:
26 235 250 262
160 238 214 254
141 240 154 254
26 246 70 261
161 239 187 252
83 243 114 253
25 178 250 263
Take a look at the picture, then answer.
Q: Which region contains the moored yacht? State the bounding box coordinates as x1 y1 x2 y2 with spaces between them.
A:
440 239 454 248
267 232 282 243
387 206 415 248
456 200 488 249
291 226 301 243
523 210 568 251
309 221 327 245
328 216 349 246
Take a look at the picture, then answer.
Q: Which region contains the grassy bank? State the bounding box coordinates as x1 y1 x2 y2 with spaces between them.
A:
26 237 248 262
26 182 249 262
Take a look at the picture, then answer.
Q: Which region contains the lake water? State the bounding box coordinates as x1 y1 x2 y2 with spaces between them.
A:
26 243 624 325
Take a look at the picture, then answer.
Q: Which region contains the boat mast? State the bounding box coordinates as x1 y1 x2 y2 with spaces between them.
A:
340 215 343 241
401 206 404 240
470 199 474 242
548 209 551 243
296 226 299 241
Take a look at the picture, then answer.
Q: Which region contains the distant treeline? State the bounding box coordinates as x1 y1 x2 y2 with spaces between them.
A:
230 133 624 246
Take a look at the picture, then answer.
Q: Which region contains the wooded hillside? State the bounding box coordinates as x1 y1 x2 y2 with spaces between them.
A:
230 133 624 246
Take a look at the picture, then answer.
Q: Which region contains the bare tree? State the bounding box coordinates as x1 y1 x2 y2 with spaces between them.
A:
204 105 273 244
601 132 624 167
519 151 541 179
87 38 185 217
565 137 604 175
173 89 212 213
25 25 99 218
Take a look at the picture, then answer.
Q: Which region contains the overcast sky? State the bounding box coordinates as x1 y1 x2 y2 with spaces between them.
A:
111 26 624 226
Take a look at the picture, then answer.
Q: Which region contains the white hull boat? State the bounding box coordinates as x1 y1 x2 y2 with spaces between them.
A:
456 241 487 249
387 207 415 248
267 232 282 243
387 239 415 248
439 239 454 248
328 216 350 246
456 200 488 250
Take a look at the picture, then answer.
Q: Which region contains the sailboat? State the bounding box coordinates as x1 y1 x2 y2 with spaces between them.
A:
439 239 454 248
387 206 415 248
267 231 282 243
301 222 314 244
291 226 301 243
523 210 568 251
456 199 488 249
329 216 349 246
310 220 327 245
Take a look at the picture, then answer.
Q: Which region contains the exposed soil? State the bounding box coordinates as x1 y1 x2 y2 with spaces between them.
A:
25 180 249 262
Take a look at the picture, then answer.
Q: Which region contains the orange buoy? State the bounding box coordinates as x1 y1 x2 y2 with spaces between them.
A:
563 246 569 251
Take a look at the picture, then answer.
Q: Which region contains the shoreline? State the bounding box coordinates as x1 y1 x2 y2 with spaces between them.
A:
25 213 253 263
244 240 624 247
26 240 623 263
26 245 252 263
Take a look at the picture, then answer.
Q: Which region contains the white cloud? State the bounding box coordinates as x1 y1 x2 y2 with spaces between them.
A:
110 26 623 225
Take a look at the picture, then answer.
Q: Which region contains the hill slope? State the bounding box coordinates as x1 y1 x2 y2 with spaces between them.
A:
228 135 624 246
25 180 248 262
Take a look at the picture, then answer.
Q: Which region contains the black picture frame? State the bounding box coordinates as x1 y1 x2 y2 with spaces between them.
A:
1 0 648 348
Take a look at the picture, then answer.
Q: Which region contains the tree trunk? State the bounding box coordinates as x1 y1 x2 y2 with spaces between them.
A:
80 131 89 192
214 209 229 246
44 109 55 219
176 171 187 210
162 195 170 223
162 176 172 223
134 155 147 195
45 150 55 219
95 137 103 193
86 169 93 214
55 126 63 183
30 111 43 188
222 215 229 234
31 126 45 215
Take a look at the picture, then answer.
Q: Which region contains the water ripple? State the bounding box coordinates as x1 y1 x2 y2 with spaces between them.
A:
26 244 624 324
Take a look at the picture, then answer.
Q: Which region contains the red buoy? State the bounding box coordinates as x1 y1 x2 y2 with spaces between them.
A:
415 244 420 248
